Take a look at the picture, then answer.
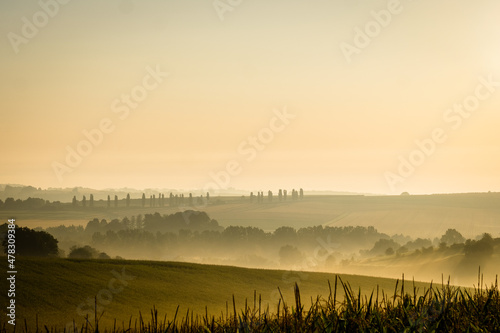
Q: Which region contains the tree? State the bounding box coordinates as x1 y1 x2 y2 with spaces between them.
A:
1 198 14 209
136 214 143 229
82 195 86 208
114 195 118 208
278 189 283 201
142 193 146 207
300 188 304 199
72 196 77 207
369 238 400 256
85 218 101 234
464 233 494 258
404 238 432 251
284 190 287 201
268 190 273 202
107 195 111 208
2 226 58 257
206 192 210 202
89 194 94 207
274 226 297 244
440 229 465 245
126 193 130 208
395 246 408 255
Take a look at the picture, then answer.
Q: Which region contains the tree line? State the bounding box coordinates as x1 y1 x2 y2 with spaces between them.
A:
0 188 304 210
2 214 498 281
0 197 64 210
71 192 211 208
250 188 304 203
0 192 211 210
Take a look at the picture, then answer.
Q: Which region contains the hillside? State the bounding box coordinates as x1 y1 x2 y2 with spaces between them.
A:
0 258 432 330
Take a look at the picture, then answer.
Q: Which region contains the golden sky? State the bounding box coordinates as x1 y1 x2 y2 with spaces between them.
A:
1 0 499 194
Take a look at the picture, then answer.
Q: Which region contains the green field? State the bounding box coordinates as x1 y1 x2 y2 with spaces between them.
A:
0 258 433 330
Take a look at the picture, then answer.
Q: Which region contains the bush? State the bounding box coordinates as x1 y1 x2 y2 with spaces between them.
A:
98 252 111 259
68 245 109 259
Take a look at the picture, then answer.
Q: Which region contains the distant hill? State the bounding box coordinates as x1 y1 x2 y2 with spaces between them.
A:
0 184 372 203
0 184 178 202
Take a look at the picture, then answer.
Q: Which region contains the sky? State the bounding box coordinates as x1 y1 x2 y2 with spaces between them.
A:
1 0 499 195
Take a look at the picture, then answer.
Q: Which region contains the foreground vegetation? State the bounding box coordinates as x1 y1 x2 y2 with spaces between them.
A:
3 275 500 332
1 259 499 332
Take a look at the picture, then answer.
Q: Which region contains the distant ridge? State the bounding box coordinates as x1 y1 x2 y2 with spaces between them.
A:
1 184 496 203
0 184 376 202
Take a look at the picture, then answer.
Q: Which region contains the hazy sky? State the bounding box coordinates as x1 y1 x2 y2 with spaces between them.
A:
1 0 499 194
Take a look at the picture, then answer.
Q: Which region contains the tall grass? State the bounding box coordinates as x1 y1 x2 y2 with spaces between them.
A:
6 272 499 332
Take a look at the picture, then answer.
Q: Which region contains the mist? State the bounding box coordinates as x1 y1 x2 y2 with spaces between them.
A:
27 191 500 288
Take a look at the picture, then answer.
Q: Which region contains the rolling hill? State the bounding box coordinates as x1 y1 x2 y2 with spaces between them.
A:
0 258 432 330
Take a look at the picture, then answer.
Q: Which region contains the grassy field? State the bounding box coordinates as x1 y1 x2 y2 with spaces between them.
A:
6 193 500 239
0 258 434 330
